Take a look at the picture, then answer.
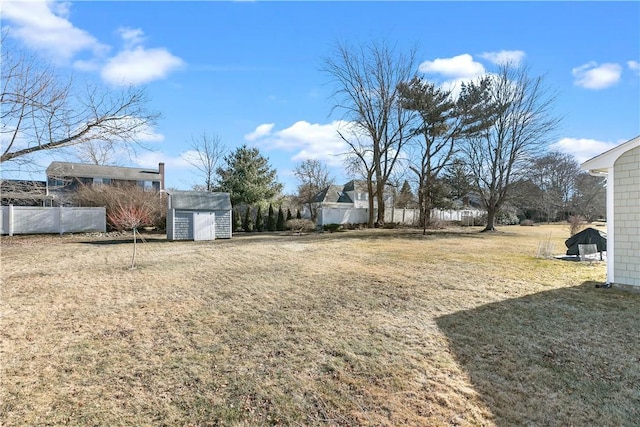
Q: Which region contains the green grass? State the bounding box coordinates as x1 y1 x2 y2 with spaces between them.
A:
1 224 638 426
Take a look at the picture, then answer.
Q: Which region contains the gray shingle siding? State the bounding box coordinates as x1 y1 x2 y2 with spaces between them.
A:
166 191 232 240
214 210 232 239
613 146 640 287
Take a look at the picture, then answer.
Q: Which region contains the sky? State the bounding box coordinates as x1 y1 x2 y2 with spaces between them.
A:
2 0 639 193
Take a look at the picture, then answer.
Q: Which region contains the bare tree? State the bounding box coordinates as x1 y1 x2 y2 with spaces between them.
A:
293 159 334 221
463 64 561 231
530 151 580 222
185 132 226 192
1 33 158 166
324 40 416 227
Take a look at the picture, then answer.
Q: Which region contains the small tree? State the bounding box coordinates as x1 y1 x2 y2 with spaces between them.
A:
277 207 286 231
296 209 302 219
107 202 153 269
267 204 276 231
243 206 254 232
286 208 293 221
232 207 242 232
255 205 264 232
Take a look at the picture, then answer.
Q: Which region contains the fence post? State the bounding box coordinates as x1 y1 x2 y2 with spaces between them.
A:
8 204 14 236
59 205 64 235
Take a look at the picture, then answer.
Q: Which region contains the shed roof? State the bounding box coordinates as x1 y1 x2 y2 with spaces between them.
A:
168 191 232 210
581 135 640 174
47 161 162 181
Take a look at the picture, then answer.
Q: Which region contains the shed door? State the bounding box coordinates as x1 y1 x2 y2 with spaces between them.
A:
193 212 215 241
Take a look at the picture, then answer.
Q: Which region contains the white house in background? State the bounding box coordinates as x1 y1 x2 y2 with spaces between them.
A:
581 135 640 290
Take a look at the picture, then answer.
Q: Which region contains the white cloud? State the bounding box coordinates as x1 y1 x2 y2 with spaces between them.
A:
549 137 619 164
3 1 184 86
628 60 640 75
480 50 526 66
419 54 485 79
247 121 352 166
244 123 275 141
101 45 184 86
118 27 146 49
2 0 108 62
572 62 622 90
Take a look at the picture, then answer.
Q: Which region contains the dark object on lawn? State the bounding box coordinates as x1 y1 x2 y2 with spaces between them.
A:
595 283 611 289
565 227 607 257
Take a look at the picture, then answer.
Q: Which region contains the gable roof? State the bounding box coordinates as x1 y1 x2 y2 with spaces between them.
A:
46 161 162 182
167 191 232 211
581 135 640 174
312 184 353 203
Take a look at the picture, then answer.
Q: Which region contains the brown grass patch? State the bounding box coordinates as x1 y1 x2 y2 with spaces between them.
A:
2 225 638 426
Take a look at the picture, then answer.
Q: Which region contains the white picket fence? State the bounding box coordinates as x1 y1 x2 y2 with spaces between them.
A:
0 205 106 235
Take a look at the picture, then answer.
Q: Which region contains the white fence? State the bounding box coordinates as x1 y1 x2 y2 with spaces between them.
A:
316 207 484 226
1 205 106 235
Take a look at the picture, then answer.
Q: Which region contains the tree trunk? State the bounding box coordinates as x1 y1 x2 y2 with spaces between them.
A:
367 181 375 228
375 180 385 227
131 228 138 268
483 208 497 232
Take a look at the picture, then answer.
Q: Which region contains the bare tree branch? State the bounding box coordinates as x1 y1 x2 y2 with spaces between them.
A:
184 132 226 191
1 33 159 165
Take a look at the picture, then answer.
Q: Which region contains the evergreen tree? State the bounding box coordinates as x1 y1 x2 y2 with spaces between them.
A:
232 207 242 232
243 206 254 232
255 205 264 232
286 208 293 221
216 145 283 206
296 209 302 219
395 180 416 208
267 204 276 231
276 207 286 231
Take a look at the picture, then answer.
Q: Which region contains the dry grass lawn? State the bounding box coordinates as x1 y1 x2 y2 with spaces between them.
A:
1 224 639 426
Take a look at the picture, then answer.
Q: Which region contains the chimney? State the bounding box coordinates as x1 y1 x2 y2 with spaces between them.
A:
158 162 165 191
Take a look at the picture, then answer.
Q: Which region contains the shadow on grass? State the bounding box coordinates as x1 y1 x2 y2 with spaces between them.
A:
435 281 640 426
78 234 171 245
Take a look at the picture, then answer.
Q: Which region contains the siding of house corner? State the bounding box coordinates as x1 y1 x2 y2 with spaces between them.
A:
613 145 640 287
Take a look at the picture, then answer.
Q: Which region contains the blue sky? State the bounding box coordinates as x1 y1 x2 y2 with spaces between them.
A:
2 0 639 193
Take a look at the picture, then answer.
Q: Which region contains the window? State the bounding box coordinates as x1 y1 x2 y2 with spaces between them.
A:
93 177 110 185
138 180 153 191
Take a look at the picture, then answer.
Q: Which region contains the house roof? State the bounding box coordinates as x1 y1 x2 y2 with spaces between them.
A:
581 135 640 174
312 184 353 203
167 191 232 211
46 161 162 181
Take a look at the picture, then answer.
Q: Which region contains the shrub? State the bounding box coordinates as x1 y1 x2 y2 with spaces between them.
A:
73 184 166 231
520 219 535 226
286 208 293 221
286 219 316 234
233 207 242 232
255 205 264 232
267 204 276 231
243 206 254 232
496 211 520 225
296 209 302 219
323 223 343 232
276 207 286 231
568 215 586 236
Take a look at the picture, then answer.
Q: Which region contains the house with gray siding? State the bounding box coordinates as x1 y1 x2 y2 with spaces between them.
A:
582 135 640 290
47 161 165 195
166 191 232 241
